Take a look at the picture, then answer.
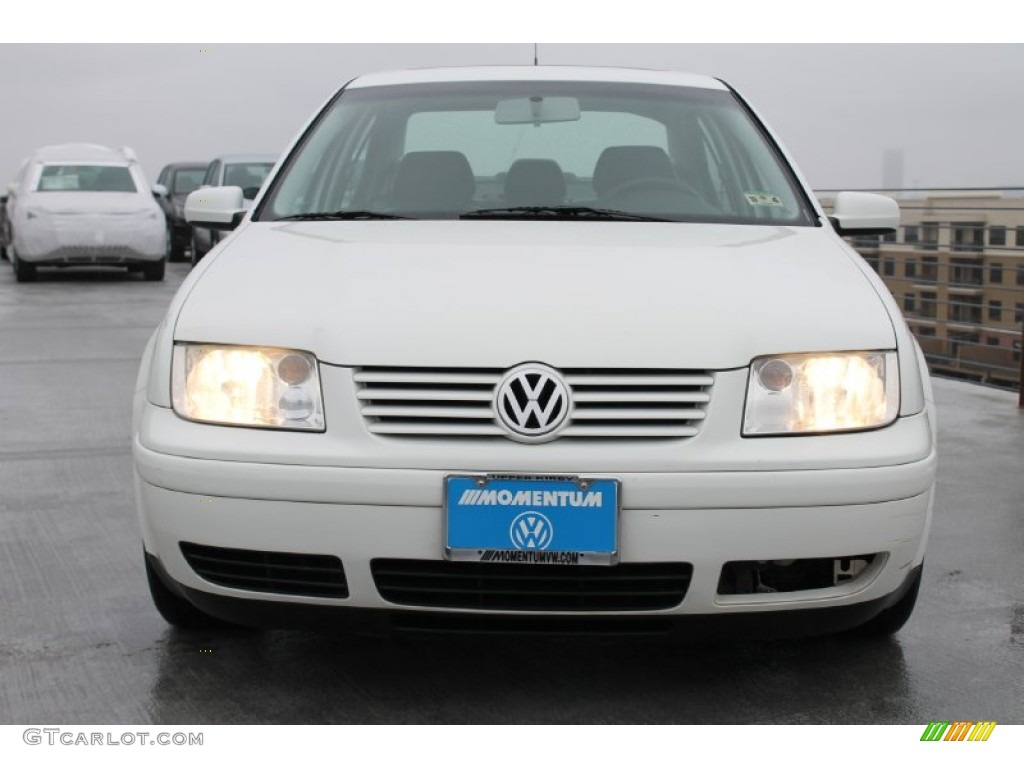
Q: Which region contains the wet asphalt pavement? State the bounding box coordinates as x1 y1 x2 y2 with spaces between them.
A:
0 261 1021 724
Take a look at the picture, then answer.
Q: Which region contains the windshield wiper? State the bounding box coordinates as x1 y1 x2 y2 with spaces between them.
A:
274 210 410 221
460 205 671 222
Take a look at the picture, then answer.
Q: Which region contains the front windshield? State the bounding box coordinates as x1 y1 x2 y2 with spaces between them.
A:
172 168 205 195
258 80 813 225
36 164 137 193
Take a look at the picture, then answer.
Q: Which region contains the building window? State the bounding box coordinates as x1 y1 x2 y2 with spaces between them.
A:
920 292 937 319
852 234 880 250
989 226 1006 246
883 231 897 243
922 223 939 251
987 336 1001 346
904 293 916 313
990 263 1003 284
950 259 983 287
949 296 982 324
905 258 917 278
904 225 919 244
1016 226 1024 247
883 258 895 276
1016 303 1024 324
952 222 985 252
916 326 937 337
922 256 938 282
1018 266 1024 286
989 300 1002 321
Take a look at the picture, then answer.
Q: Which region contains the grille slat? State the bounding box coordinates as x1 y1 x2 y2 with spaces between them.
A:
181 543 348 598
566 374 714 387
355 388 494 401
573 391 708 403
361 405 494 419
572 408 706 420
372 559 693 612
356 366 713 441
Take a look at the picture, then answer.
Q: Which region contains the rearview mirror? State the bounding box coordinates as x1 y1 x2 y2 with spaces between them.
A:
829 192 899 235
185 186 246 231
495 96 581 125
152 183 169 199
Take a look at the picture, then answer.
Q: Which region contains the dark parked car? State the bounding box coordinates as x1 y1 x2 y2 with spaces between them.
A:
154 162 207 262
191 154 276 265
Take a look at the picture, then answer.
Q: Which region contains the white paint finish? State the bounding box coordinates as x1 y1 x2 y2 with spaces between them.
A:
138 480 929 614
174 221 895 370
347 66 728 91
831 191 901 233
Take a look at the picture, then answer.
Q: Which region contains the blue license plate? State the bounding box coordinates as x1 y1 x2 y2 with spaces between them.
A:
445 475 619 565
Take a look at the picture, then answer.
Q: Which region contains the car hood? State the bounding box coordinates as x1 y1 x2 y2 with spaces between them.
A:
174 221 895 370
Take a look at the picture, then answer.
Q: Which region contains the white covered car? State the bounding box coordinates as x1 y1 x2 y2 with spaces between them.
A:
134 67 937 638
5 143 166 282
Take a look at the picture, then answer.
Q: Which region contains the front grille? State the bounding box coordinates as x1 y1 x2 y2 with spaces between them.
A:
371 559 692 611
180 543 348 598
44 245 147 263
355 367 713 439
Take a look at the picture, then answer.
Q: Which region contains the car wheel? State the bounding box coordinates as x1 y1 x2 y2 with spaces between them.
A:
142 260 166 282
164 226 178 262
851 566 922 637
11 250 37 283
191 232 205 267
145 554 229 630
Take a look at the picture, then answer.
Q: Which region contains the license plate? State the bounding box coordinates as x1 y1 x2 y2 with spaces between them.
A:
444 475 619 565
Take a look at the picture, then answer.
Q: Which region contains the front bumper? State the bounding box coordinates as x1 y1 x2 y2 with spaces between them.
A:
135 401 936 630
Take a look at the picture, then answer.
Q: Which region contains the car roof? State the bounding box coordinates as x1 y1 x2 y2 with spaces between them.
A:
162 162 208 171
212 154 278 164
346 66 727 91
31 143 132 164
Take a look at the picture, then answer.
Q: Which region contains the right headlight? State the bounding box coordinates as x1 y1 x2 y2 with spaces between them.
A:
172 344 325 431
743 351 899 436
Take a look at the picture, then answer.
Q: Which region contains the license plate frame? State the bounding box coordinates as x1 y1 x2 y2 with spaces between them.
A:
444 474 620 566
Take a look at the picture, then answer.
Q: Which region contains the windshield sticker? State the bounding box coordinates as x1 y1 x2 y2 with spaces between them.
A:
745 192 784 207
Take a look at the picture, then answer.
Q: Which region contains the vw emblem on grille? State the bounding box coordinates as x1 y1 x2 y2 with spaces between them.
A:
510 511 554 550
494 364 571 441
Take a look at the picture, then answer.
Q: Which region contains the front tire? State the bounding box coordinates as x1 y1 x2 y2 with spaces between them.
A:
191 231 205 267
145 554 228 629
12 250 37 282
142 259 165 282
852 566 922 637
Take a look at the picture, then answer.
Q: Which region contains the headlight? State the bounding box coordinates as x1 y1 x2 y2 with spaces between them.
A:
743 351 898 436
172 344 325 431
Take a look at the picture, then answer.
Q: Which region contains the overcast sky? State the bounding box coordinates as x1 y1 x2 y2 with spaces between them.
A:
0 43 1021 191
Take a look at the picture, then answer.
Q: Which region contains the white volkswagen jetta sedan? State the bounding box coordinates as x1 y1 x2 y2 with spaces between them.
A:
133 67 937 637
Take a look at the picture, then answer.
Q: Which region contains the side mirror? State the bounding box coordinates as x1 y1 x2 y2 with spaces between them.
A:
185 186 246 231
152 183 169 199
829 191 899 235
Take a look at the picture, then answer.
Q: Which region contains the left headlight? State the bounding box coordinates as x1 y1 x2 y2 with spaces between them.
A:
743 351 899 436
172 344 325 431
